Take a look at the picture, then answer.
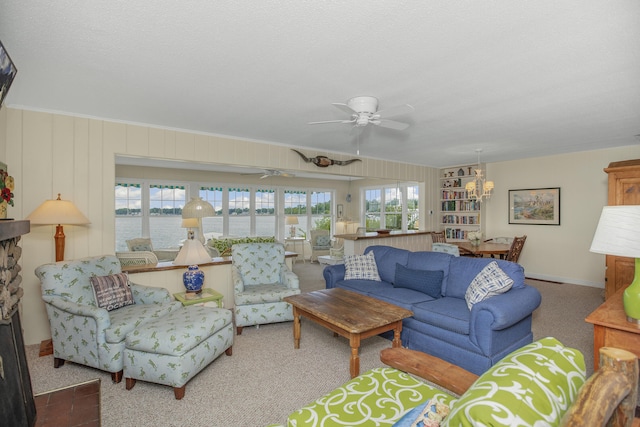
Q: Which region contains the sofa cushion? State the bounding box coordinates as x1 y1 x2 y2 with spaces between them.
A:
337 279 393 295
406 251 452 293
344 251 381 281
464 261 514 310
365 245 410 283
445 257 524 299
394 263 443 298
411 298 470 335
90 273 135 311
444 337 586 426
316 235 331 247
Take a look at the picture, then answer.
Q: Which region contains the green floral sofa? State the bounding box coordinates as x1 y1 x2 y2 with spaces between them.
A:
268 337 638 426
207 236 276 257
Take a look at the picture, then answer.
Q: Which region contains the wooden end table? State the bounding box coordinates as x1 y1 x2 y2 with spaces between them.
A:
585 286 640 371
284 288 413 378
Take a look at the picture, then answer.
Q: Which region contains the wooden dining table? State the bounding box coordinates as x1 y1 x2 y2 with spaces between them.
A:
455 241 511 258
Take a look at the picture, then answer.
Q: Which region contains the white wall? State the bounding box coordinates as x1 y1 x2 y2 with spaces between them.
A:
1 107 433 345
484 146 640 287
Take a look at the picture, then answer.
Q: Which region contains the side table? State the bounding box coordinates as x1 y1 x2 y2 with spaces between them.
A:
284 237 306 263
585 286 640 371
173 288 224 308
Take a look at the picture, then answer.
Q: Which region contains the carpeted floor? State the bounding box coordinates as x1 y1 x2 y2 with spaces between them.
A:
25 261 605 427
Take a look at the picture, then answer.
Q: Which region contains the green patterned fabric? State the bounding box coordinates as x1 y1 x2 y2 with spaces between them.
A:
231 243 300 329
207 236 276 257
124 306 233 388
444 337 586 426
287 367 455 426
279 338 586 427
35 255 181 377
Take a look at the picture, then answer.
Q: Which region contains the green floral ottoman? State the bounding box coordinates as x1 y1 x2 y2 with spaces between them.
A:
124 305 233 399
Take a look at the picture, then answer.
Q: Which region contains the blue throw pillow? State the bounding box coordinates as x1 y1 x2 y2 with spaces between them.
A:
394 263 443 298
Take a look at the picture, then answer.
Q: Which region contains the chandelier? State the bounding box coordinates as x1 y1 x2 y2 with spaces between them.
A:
465 149 494 202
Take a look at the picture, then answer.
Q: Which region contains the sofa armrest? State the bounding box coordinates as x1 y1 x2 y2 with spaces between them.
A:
323 264 346 288
380 347 479 396
129 282 173 305
42 295 111 332
281 265 300 290
469 285 542 352
231 265 245 293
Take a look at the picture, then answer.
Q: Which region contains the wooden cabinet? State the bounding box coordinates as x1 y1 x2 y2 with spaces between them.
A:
439 165 482 241
604 159 640 299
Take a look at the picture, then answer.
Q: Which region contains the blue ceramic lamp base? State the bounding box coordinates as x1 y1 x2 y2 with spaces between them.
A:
623 258 640 324
183 265 205 295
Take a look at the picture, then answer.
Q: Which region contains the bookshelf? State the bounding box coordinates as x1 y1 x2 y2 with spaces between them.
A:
439 165 482 241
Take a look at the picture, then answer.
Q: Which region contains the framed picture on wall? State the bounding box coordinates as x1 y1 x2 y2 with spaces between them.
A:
509 187 561 225
337 204 344 219
0 39 18 108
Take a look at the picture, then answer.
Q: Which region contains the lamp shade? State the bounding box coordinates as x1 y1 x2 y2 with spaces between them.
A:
27 194 90 225
590 206 640 258
173 239 212 266
285 216 299 225
181 218 199 228
182 197 215 219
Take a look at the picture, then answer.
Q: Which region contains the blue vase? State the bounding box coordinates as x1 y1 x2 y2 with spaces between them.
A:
183 265 205 293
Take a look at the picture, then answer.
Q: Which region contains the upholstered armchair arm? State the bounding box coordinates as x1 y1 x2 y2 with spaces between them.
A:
469 285 542 354
130 282 173 305
380 347 479 397
41 295 111 332
280 265 300 289
323 264 346 289
231 265 245 293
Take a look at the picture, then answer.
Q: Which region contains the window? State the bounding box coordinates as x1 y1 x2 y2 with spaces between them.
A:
363 183 419 231
365 189 381 230
228 188 250 236
255 189 276 236
311 191 332 231
115 180 335 249
115 182 142 251
200 187 223 236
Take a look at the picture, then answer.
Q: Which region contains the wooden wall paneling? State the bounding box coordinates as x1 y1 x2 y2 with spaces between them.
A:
125 124 150 157
175 131 196 161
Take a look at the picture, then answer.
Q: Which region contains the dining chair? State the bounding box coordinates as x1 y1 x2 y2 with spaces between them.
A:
431 231 446 243
432 242 460 256
505 235 527 263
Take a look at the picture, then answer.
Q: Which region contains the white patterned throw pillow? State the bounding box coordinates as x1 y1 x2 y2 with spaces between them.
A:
344 251 381 281
464 261 513 310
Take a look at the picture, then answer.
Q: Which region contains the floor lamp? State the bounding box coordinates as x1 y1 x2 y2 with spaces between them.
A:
27 194 90 262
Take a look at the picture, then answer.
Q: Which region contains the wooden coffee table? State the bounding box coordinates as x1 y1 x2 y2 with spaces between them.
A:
284 288 413 378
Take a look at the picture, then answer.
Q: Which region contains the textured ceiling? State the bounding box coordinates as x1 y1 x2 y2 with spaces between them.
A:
1 1 639 168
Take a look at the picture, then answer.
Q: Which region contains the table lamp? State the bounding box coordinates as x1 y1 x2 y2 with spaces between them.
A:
590 205 640 323
173 235 212 296
285 216 298 237
181 217 199 240
182 197 215 244
26 194 90 262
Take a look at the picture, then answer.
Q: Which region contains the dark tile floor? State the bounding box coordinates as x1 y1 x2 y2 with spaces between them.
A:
34 379 100 427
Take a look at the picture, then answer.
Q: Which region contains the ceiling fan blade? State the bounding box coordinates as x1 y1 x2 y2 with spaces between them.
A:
374 119 410 131
375 104 415 119
332 102 358 115
308 118 355 125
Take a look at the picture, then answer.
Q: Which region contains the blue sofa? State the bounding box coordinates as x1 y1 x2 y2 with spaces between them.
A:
323 245 542 375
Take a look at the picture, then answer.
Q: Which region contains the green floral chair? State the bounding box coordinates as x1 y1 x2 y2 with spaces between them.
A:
35 255 181 383
269 337 639 426
231 243 300 334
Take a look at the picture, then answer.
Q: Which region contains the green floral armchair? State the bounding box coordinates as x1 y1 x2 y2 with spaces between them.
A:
35 255 181 383
231 243 300 334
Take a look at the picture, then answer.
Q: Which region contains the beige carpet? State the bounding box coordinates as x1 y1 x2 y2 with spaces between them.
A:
25 261 605 427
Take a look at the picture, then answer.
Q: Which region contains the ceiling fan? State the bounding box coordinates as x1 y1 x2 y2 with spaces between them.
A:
309 96 414 130
242 169 295 179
